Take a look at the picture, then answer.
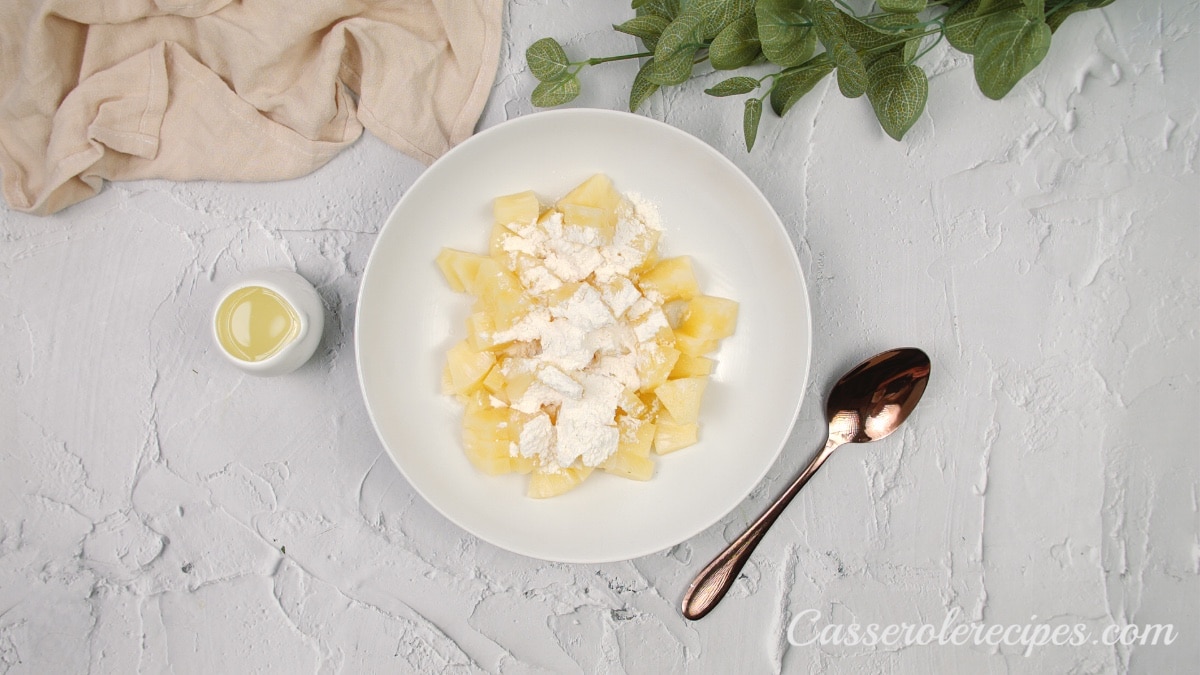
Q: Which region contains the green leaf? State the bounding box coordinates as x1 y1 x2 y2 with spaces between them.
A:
526 38 571 82
879 0 926 12
744 97 763 151
705 75 760 96
637 0 682 20
769 53 834 115
812 1 868 98
709 13 761 70
531 75 581 107
866 53 928 140
642 56 694 86
615 15 671 52
858 13 923 63
756 0 817 68
832 54 867 99
647 12 705 85
874 12 921 30
943 0 983 54
632 0 651 8
1023 0 1045 13
973 9 1052 99
630 59 661 112
902 35 923 63
694 0 757 39
842 15 899 51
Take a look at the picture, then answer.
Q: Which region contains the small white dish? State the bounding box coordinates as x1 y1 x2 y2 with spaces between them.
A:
356 109 811 563
212 269 324 377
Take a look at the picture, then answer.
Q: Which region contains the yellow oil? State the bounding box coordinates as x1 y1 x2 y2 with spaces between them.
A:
215 286 300 362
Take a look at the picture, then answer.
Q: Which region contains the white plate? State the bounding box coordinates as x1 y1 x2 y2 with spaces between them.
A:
356 109 811 563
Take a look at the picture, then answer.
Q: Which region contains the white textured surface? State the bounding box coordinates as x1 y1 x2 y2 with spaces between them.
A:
1 1 1197 672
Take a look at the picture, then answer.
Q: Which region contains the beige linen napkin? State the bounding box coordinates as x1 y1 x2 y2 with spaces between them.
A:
0 0 502 215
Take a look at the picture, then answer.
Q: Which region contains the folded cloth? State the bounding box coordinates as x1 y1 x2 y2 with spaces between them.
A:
0 0 503 215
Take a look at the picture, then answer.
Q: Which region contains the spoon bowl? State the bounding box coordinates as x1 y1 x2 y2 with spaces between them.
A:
681 348 931 620
827 348 931 445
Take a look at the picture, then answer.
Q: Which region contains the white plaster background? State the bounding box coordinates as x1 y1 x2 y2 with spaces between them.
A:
1 1 1197 673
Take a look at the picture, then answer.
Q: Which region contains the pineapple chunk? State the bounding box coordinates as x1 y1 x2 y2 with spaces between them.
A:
466 312 512 352
494 190 540 226
636 344 681 392
441 362 455 395
670 354 714 379
494 291 531 330
638 256 699 302
436 248 489 293
617 388 647 417
629 228 661 272
600 450 655 480
662 299 690 329
511 456 536 474
528 466 593 498
489 222 514 258
472 258 530 329
446 341 495 395
654 416 699 454
559 203 614 240
504 369 537 403
618 416 655 458
673 331 719 357
463 406 515 474
632 239 661 276
469 258 520 297
638 391 662 418
654 376 708 424
557 174 621 228
678 295 739 340
463 388 492 415
481 365 508 402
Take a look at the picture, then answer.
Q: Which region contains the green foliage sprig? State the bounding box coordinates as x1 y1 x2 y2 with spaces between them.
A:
526 0 1116 148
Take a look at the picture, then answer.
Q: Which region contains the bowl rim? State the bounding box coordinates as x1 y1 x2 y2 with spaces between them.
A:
354 108 812 563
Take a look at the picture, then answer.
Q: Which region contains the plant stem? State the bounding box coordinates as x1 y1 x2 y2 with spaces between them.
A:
1045 0 1078 15
909 30 945 63
580 52 653 67
777 52 834 77
833 0 858 14
858 0 965 20
860 2 1037 56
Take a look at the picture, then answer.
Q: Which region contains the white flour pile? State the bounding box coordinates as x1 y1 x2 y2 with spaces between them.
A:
487 196 666 471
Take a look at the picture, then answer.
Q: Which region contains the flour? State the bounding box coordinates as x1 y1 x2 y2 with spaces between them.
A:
548 284 613 331
554 373 624 467
633 306 670 343
598 276 641 318
514 411 554 459
626 193 663 232
515 257 563 296
537 364 584 399
484 192 670 470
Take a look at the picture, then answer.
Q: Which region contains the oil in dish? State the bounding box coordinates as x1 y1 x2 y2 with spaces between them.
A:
214 286 301 363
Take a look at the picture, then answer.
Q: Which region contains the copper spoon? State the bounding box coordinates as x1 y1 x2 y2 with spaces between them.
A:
681 347 931 620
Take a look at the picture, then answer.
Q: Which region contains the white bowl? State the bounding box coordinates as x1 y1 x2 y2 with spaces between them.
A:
213 269 325 377
356 109 811 563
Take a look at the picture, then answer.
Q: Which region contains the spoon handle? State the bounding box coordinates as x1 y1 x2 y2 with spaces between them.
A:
681 435 842 620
